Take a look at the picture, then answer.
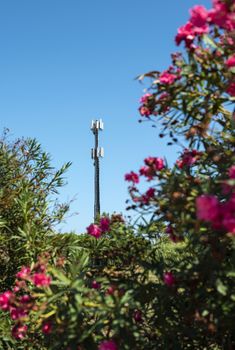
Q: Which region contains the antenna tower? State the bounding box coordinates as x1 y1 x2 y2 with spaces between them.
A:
91 119 104 221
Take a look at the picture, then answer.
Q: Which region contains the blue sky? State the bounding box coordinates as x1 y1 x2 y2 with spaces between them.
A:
0 0 211 233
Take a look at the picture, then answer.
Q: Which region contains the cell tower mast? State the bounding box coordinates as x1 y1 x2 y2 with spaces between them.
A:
91 119 104 221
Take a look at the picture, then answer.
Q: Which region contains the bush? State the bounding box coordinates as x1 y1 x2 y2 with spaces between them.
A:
0 131 71 290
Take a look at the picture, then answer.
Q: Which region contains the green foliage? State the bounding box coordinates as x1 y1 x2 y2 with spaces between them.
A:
0 131 71 291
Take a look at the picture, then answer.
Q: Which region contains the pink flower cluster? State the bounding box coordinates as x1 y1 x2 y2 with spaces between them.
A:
138 67 180 117
86 217 111 238
12 324 28 340
141 187 156 205
159 71 178 85
16 264 51 288
176 6 209 48
131 187 156 206
0 257 52 340
140 157 164 181
208 0 235 31
176 149 202 169
139 93 152 104
176 1 235 48
196 166 235 235
126 157 164 206
125 171 139 184
159 65 182 86
139 93 153 117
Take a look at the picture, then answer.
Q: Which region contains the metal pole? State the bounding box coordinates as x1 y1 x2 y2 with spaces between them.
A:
94 128 100 220
91 120 104 222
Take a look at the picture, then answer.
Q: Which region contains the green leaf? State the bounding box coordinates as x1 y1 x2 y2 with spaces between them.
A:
229 67 235 74
202 35 218 49
216 279 227 296
50 268 71 286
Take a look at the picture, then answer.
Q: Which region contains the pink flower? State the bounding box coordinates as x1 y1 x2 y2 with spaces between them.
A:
225 195 235 212
176 160 184 169
139 106 151 117
98 340 118 350
16 266 31 280
208 1 235 30
190 5 209 27
100 217 110 233
196 195 220 222
106 285 116 295
144 157 164 170
146 187 155 198
42 322 52 334
139 166 155 181
20 295 31 304
91 280 101 289
12 324 28 340
163 272 175 286
32 273 51 287
175 22 195 46
226 37 235 46
176 149 201 169
0 291 13 311
226 54 235 68
211 194 235 233
38 264 46 273
228 165 235 179
159 71 178 85
159 92 169 100
125 171 139 184
10 307 27 320
193 25 209 35
133 309 142 322
175 21 208 47
139 93 152 104
139 157 164 180
223 216 235 234
139 188 155 205
13 280 26 293
227 82 235 97
87 224 102 238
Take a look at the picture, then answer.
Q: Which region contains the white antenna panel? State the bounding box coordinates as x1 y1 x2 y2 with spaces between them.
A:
99 147 104 157
99 119 104 130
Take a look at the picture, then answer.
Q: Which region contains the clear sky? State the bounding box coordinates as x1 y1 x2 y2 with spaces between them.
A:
0 0 212 233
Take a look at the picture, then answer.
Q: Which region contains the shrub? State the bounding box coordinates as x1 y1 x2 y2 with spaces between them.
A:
0 131 71 290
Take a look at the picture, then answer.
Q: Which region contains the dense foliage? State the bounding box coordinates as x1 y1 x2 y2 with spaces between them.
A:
0 0 235 349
